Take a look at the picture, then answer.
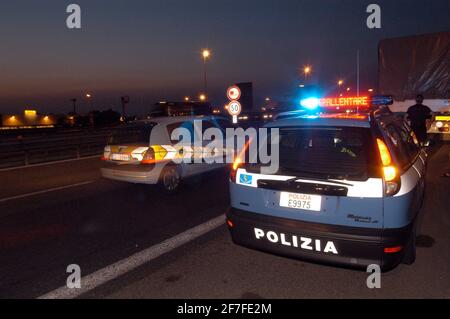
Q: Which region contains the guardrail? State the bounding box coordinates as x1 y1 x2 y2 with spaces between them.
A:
0 129 113 169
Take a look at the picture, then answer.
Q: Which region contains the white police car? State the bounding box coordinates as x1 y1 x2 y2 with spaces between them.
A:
101 116 233 193
226 96 427 270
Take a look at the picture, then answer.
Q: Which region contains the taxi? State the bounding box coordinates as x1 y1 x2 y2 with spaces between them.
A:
101 116 232 193
226 96 427 270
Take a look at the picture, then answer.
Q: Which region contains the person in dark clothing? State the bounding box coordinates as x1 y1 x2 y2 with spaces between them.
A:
407 94 432 145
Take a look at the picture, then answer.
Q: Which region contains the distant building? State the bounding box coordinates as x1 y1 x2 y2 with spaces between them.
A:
235 82 254 113
149 101 213 117
1 110 56 128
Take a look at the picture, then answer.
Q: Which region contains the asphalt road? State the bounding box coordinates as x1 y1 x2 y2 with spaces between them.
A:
0 145 449 299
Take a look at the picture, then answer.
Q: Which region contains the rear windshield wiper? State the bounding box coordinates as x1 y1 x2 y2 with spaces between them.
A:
282 176 353 187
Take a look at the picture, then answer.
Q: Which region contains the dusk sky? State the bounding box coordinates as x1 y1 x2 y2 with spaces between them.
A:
0 0 449 115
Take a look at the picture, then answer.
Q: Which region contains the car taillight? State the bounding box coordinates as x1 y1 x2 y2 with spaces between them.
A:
141 149 155 165
376 138 399 196
230 158 242 183
102 146 111 161
384 246 403 254
230 139 251 183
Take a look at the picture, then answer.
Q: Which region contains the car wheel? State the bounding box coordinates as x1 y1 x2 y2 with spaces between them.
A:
402 222 417 265
161 166 181 194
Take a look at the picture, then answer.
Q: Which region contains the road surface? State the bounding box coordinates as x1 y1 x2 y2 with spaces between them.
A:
0 144 449 299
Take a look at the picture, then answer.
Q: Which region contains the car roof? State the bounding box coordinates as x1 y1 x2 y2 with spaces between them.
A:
265 113 372 128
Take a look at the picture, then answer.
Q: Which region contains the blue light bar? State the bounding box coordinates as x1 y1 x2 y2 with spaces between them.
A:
300 97 320 110
370 95 393 106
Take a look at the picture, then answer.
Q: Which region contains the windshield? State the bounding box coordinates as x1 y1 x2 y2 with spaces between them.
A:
248 126 379 181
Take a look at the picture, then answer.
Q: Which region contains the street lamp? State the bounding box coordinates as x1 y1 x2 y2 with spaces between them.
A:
202 49 211 94
199 94 207 102
184 96 190 102
304 66 311 82
202 49 210 59
85 93 94 110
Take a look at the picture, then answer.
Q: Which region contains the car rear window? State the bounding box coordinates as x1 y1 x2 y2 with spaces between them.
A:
108 123 156 145
248 126 379 181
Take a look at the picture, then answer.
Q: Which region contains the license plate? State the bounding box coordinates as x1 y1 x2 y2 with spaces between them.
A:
280 192 322 212
111 153 131 161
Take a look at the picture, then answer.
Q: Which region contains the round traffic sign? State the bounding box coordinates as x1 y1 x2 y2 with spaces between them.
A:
227 86 241 101
228 101 242 116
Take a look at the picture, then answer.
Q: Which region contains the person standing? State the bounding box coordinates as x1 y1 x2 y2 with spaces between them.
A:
407 94 432 145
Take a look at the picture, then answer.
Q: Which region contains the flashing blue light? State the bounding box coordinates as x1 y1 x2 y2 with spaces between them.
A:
300 97 320 110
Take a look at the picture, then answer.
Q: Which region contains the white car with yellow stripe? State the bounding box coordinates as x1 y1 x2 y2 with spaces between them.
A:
428 113 450 141
101 116 232 193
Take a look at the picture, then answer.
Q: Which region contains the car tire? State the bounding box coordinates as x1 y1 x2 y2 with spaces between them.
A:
402 222 417 265
160 166 181 194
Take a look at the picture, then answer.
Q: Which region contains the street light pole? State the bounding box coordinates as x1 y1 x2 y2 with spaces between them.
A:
338 80 344 95
202 49 210 95
356 50 360 97
304 66 311 83
203 56 207 94
86 93 94 110
71 98 77 114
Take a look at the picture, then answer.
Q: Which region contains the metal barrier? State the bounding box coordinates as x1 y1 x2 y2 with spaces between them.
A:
0 129 113 169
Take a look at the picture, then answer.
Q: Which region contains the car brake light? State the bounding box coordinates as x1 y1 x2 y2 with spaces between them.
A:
376 138 391 166
230 158 242 183
376 138 397 182
230 138 251 182
141 149 155 165
376 138 400 196
383 166 397 182
384 246 403 254
233 157 242 171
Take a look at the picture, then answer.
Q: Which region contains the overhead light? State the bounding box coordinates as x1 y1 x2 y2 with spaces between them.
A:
24 110 37 116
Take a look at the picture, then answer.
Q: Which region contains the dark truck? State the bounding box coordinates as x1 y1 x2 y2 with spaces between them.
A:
378 32 450 140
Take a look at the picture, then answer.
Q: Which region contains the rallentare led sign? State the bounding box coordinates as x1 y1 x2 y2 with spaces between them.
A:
319 96 369 107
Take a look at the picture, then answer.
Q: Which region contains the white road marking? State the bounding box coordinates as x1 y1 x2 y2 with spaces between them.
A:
0 181 95 203
38 214 225 299
0 155 101 172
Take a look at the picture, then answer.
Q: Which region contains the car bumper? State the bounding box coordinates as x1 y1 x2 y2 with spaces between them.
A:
101 164 161 184
226 207 412 271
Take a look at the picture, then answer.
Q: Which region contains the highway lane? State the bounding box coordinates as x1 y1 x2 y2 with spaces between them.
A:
0 157 102 200
0 159 230 298
83 144 449 299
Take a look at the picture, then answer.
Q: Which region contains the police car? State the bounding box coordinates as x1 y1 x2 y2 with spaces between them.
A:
101 116 232 193
226 96 427 270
